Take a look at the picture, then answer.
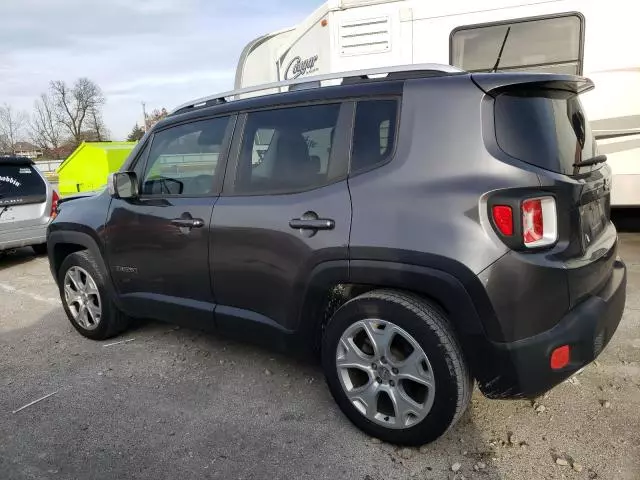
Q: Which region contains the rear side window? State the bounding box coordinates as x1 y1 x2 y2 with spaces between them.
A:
351 99 399 174
235 103 342 195
494 89 597 175
0 164 46 205
451 14 583 74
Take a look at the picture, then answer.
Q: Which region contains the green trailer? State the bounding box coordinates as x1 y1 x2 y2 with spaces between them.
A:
57 141 136 196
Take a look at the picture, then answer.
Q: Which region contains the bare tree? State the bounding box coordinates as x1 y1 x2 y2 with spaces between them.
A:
50 78 105 145
0 103 27 154
86 106 109 142
145 107 168 131
29 93 62 151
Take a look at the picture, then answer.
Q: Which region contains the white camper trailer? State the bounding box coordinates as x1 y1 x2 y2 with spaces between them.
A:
235 0 640 207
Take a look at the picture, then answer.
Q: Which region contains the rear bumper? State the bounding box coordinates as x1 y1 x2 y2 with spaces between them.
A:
477 258 626 399
0 224 47 251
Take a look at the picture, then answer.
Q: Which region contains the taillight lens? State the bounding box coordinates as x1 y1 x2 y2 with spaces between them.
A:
492 205 513 236
50 191 59 219
522 199 543 243
522 196 557 248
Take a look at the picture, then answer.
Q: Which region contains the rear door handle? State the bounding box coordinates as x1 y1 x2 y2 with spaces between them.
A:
289 215 335 231
171 218 204 228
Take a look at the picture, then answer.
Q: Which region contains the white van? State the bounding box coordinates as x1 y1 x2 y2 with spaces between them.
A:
235 0 640 207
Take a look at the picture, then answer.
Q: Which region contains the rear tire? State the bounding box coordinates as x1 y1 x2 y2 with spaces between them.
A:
322 289 472 446
58 250 130 340
32 243 47 255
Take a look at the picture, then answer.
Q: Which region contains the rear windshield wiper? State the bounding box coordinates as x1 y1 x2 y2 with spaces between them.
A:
573 154 607 168
491 27 511 73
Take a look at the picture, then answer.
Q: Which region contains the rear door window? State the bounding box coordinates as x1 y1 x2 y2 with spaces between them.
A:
0 163 46 206
235 103 342 195
494 89 597 175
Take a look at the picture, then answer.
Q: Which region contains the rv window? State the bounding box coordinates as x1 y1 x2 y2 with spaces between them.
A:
235 103 342 195
351 99 399 174
450 14 583 74
140 116 231 196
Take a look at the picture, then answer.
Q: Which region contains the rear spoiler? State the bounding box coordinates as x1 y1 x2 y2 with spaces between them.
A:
0 156 35 166
472 73 595 97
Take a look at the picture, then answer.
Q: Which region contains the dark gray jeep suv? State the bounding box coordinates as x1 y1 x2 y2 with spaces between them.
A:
47 65 626 445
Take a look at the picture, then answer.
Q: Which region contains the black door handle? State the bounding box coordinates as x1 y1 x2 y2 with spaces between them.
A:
289 216 335 230
171 218 204 228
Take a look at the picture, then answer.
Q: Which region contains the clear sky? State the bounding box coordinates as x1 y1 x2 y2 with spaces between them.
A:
0 0 321 140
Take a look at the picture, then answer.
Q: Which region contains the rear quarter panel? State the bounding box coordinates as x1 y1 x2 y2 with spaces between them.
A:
348 75 540 274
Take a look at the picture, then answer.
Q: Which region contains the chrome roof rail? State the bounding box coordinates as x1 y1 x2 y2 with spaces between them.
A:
171 63 464 114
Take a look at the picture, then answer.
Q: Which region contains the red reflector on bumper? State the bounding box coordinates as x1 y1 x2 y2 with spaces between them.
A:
492 205 513 236
550 345 570 370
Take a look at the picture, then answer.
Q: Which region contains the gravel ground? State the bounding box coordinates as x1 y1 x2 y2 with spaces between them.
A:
0 234 639 480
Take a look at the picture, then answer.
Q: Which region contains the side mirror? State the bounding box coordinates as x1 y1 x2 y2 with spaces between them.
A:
108 172 138 199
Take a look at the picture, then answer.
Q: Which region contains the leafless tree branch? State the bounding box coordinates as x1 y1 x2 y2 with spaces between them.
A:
50 78 105 144
29 93 63 151
0 103 27 154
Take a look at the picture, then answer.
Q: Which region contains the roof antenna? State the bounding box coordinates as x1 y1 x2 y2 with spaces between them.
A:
491 26 511 73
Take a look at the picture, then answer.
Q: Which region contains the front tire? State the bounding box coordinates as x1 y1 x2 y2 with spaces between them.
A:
58 250 130 340
322 289 472 446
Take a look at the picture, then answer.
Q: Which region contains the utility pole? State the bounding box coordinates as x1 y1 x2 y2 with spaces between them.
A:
141 101 148 131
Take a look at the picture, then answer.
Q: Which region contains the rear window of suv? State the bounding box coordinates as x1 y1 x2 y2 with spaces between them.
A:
494 89 597 175
0 163 46 204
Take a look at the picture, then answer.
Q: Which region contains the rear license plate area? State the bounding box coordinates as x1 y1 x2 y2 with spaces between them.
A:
580 196 608 249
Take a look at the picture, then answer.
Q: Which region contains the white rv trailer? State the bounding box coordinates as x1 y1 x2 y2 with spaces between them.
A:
235 0 640 207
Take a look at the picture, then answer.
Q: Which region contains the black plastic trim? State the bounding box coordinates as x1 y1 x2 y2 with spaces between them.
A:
46 230 123 309
120 292 215 328
215 305 295 353
348 258 489 337
478 259 626 398
0 156 35 166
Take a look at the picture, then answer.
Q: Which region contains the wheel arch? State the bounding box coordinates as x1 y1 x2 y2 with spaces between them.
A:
295 256 500 362
47 230 115 297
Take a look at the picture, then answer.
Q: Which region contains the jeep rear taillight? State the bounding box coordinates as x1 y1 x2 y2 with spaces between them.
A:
522 196 557 248
50 191 59 219
488 194 558 250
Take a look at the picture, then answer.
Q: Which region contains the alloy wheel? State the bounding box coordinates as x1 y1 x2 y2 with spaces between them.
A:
335 319 436 429
63 266 102 330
